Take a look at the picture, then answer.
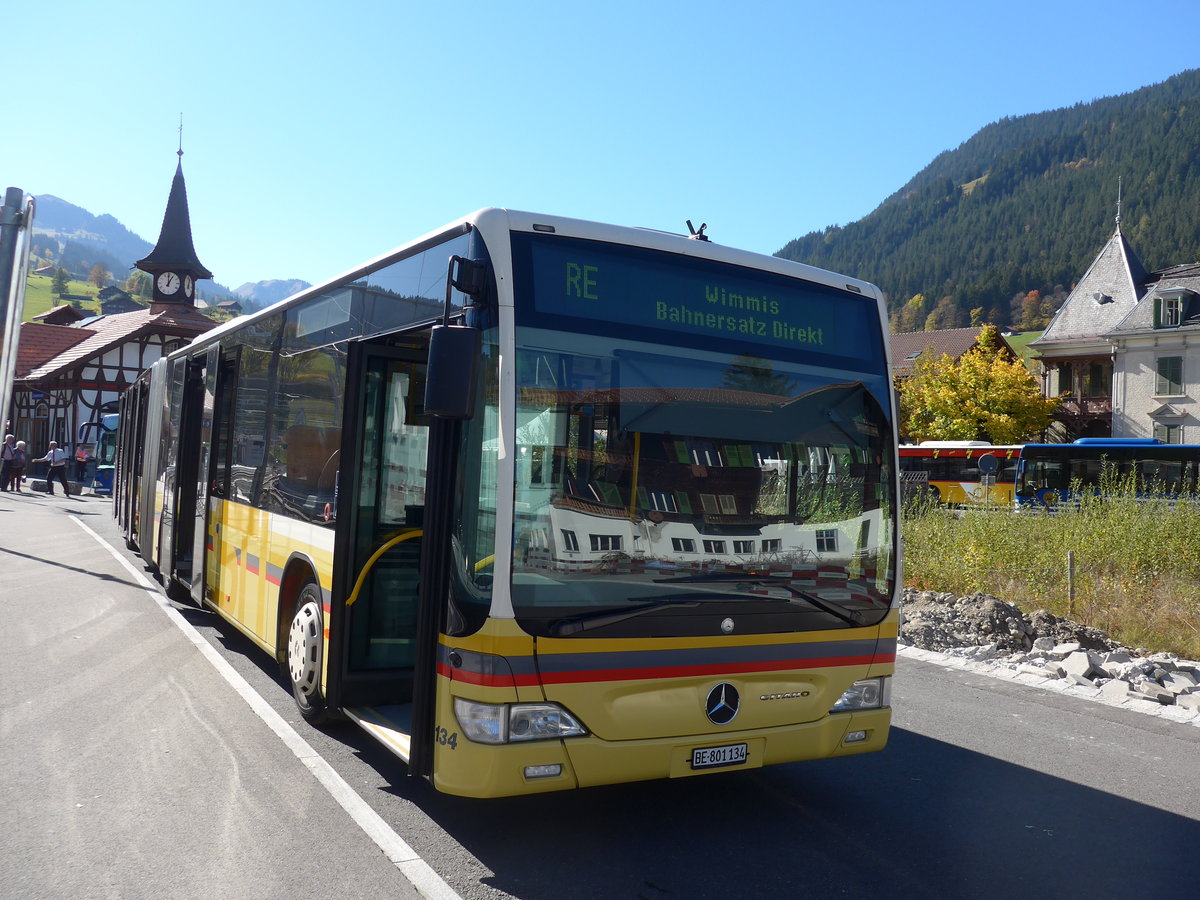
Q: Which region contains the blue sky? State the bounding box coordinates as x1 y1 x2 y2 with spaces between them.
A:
4 0 1198 290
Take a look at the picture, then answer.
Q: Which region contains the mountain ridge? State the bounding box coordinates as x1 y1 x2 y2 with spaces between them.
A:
777 68 1200 330
230 278 311 306
26 195 310 309
19 69 1198 326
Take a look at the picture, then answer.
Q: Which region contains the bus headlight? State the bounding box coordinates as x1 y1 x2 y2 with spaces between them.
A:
830 677 891 712
453 697 506 744
454 697 588 744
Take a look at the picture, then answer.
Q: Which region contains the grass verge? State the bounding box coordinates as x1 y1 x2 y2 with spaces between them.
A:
22 274 101 319
902 490 1200 659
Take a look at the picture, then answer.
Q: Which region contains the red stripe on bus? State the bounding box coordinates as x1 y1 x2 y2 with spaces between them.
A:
538 654 892 685
441 653 894 688
437 662 519 687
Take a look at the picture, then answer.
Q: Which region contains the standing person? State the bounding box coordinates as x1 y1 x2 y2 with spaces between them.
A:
0 434 15 492
75 443 93 482
6 441 28 492
34 440 71 496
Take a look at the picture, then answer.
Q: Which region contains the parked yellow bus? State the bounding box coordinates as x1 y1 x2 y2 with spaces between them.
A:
115 209 901 797
898 442 1022 506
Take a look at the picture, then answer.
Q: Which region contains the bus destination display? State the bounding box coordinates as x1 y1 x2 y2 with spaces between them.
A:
524 233 876 361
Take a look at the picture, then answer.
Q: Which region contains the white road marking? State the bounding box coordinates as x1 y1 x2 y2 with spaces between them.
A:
71 516 463 900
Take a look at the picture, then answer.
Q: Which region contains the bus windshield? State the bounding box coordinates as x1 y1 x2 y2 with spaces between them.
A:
509 233 896 638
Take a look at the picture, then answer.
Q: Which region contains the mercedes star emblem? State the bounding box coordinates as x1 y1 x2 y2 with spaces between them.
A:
705 682 740 725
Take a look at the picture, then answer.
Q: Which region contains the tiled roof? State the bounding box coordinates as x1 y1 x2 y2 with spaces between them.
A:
1034 227 1146 343
17 302 216 383
1148 262 1200 283
33 304 87 325
889 327 1000 375
1108 263 1200 334
15 323 95 377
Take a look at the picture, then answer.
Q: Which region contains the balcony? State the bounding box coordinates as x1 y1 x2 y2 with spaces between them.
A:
1053 397 1112 440
1058 397 1112 417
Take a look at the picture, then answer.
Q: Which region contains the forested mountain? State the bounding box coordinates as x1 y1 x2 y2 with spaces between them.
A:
777 69 1200 331
31 195 151 285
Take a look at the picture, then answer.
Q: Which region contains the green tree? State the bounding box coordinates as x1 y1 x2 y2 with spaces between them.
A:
898 324 1060 443
924 295 965 330
123 271 152 297
1019 290 1044 329
52 267 70 297
894 293 928 333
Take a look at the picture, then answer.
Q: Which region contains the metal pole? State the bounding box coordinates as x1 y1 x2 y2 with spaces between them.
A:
1 187 35 434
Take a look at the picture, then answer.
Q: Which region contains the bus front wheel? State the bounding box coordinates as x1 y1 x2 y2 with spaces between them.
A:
286 583 329 723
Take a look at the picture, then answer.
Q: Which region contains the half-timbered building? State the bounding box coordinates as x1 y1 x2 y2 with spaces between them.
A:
9 156 217 458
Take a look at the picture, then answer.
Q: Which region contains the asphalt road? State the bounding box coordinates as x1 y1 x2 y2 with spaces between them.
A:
0 490 426 900
3 489 1197 899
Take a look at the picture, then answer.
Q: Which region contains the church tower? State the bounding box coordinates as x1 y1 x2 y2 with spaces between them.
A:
135 149 213 306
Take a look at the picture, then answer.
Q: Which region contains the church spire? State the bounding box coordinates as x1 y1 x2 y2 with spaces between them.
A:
136 152 212 305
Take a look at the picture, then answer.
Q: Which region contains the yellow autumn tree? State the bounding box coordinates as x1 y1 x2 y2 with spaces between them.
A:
898 325 1060 443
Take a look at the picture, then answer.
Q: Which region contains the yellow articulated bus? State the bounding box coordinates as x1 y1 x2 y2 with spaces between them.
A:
115 209 901 797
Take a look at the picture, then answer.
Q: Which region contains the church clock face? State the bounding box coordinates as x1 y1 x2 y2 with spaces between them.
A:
157 271 181 295
183 275 194 298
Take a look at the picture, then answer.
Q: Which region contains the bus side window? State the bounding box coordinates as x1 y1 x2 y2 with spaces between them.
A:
280 426 341 495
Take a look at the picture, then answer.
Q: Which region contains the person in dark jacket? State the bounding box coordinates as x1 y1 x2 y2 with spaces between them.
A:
0 434 15 491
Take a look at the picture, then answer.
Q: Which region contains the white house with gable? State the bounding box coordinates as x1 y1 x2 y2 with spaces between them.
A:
1030 221 1200 443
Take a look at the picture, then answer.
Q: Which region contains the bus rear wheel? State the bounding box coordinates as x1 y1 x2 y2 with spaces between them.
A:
286 582 329 723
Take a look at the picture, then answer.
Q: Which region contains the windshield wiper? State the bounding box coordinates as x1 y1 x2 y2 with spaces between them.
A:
653 573 863 627
547 598 701 637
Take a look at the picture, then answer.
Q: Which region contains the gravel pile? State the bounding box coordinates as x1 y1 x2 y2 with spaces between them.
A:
898 589 1200 716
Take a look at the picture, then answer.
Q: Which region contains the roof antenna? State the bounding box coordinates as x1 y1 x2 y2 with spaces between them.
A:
686 220 709 242
178 112 184 159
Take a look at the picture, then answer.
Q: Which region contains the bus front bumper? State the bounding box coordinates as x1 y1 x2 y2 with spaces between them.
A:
432 707 891 798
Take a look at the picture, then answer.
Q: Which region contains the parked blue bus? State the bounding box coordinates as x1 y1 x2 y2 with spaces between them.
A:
1015 438 1200 508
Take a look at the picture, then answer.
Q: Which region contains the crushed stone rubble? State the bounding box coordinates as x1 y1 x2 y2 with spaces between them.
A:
898 589 1200 724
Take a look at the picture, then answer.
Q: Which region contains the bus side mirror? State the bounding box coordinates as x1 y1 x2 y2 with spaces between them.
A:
425 324 481 419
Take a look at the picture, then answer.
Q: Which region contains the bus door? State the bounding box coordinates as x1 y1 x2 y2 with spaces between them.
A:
202 349 239 608
170 344 220 602
331 332 446 771
139 358 169 569
115 380 143 542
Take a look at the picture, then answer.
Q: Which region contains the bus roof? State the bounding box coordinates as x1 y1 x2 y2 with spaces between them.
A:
916 441 993 447
900 443 1021 454
169 208 885 364
1072 438 1162 445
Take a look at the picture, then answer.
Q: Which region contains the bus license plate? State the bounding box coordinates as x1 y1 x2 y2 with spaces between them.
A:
691 743 748 770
